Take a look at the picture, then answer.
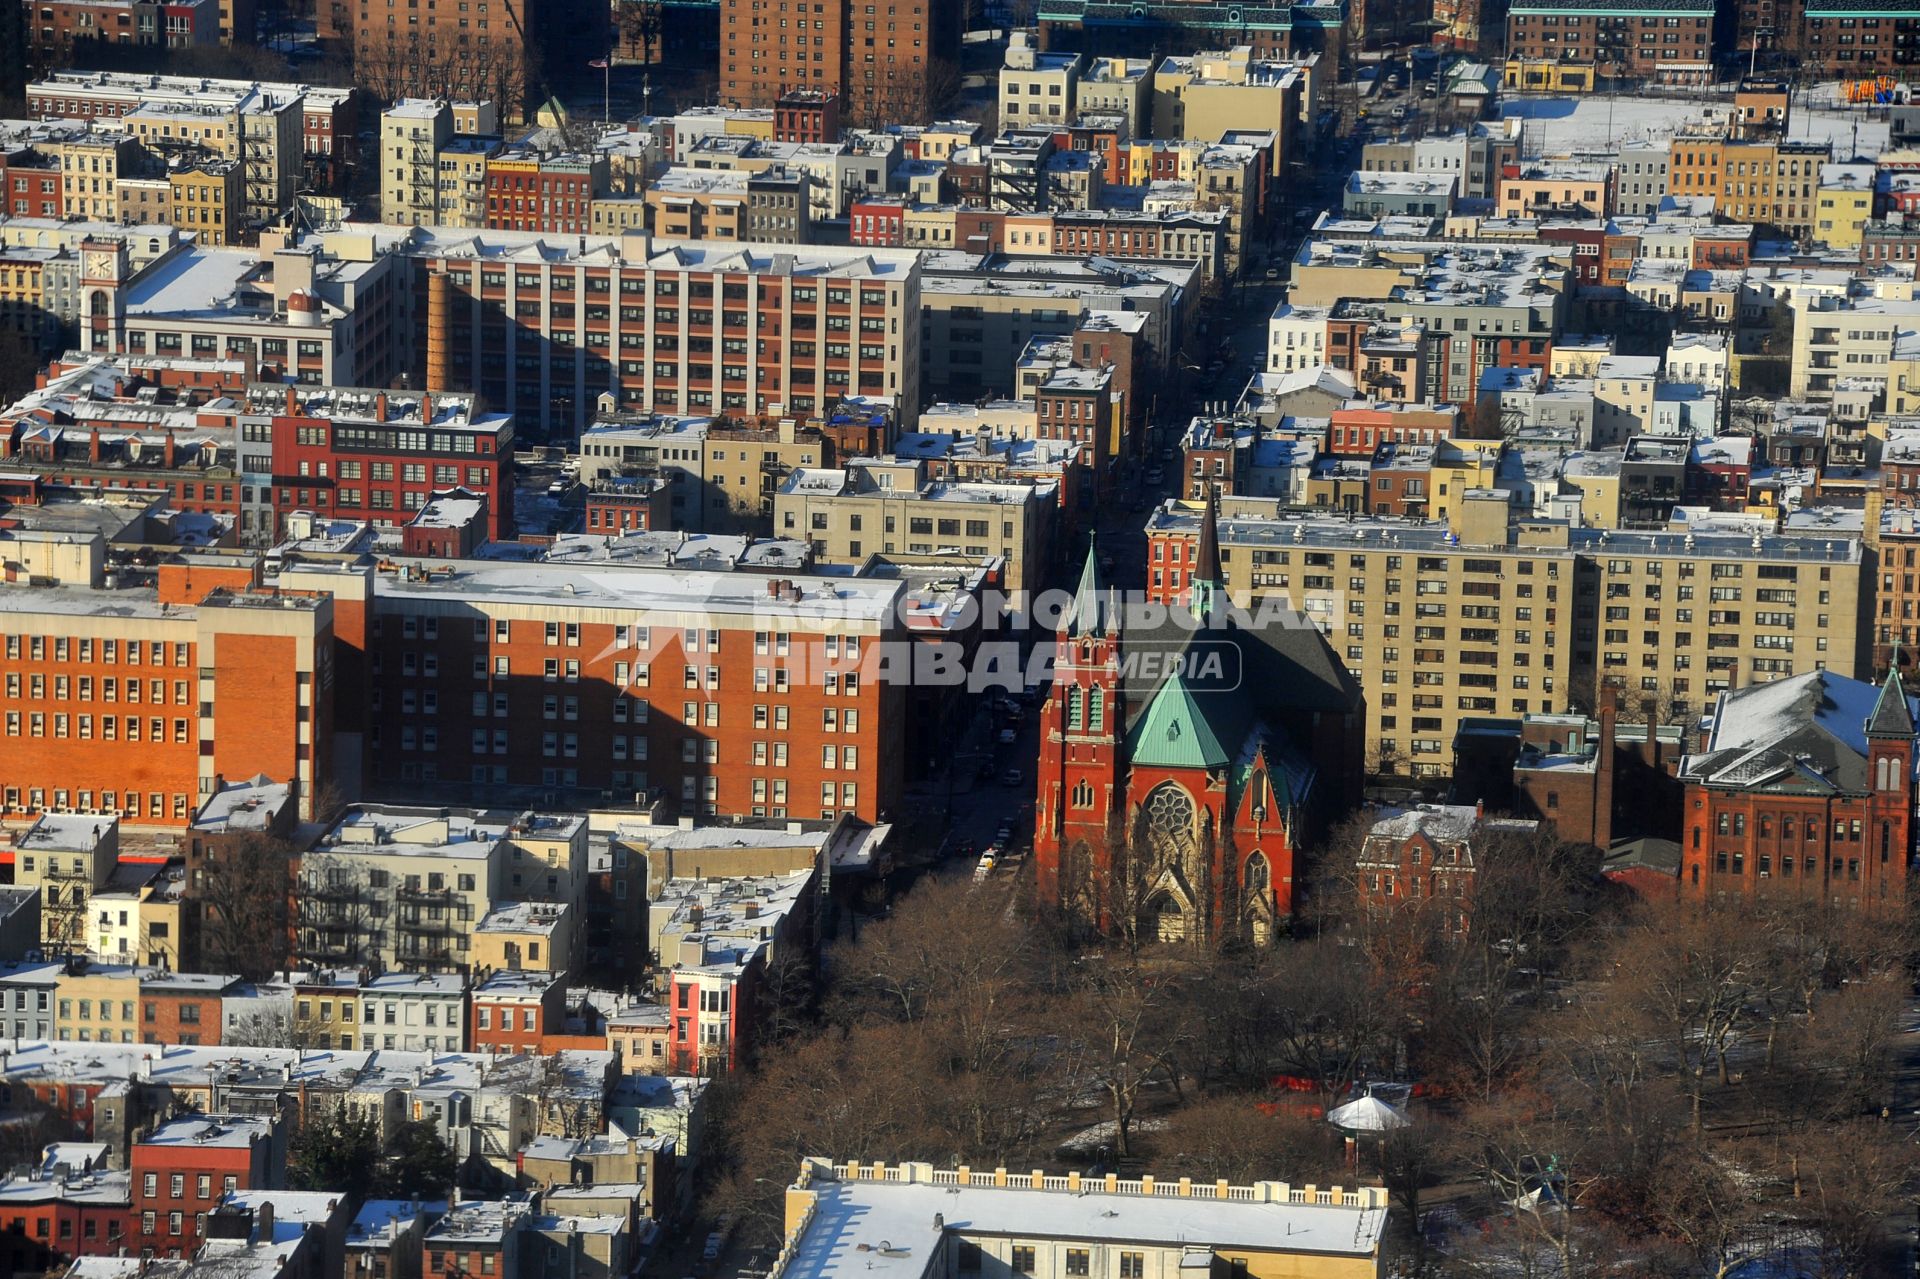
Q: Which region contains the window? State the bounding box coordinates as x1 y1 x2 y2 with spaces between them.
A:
1011 1249 1035 1276
1066 1252 1089 1277
1120 1256 1144 1279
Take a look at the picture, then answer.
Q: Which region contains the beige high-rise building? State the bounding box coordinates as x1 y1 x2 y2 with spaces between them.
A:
1148 493 1866 776
776 460 1057 596
1150 47 1314 174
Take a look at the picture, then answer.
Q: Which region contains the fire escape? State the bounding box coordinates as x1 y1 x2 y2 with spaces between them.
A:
42 859 92 957
294 871 374 968
411 126 437 225
394 885 461 972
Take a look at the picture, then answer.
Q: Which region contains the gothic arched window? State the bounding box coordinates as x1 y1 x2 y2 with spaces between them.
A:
1142 784 1196 856
1066 687 1084 732
1243 851 1270 896
1072 779 1094 808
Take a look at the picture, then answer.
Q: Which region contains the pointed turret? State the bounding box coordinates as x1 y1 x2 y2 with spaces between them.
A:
1067 533 1109 637
1190 489 1223 621
1866 648 1914 739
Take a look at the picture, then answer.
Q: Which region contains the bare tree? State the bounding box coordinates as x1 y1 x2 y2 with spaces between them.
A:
1149 1097 1345 1184
1261 937 1402 1110
1612 900 1773 1131
1787 1119 1911 1279
1054 957 1190 1160
194 831 294 981
614 0 663 64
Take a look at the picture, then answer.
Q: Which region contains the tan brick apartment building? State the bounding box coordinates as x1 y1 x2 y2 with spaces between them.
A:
1147 492 1866 776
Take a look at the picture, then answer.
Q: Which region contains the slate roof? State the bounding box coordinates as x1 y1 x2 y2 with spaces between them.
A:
1682 670 1916 795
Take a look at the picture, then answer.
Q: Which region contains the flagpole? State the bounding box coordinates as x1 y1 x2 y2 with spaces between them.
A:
604 57 611 127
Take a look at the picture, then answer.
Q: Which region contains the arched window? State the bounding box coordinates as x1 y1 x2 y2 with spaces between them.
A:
1066 687 1083 732
1072 779 1094 808
1243 851 1270 895
1088 689 1104 733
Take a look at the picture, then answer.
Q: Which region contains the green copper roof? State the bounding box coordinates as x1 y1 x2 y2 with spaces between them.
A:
1129 672 1233 771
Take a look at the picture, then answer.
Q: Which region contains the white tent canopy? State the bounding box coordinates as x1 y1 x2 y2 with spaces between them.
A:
1326 1094 1411 1132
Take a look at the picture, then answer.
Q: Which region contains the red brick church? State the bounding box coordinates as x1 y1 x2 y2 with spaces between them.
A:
1033 498 1365 944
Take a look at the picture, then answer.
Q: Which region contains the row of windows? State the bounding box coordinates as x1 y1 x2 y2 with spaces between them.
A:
3 713 189 742
3 675 188 704
1 636 187 665
139 1172 234 1202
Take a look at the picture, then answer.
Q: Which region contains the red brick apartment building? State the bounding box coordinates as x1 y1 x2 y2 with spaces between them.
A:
0 154 63 219
131 1113 284 1259
403 232 921 440
1505 0 1720 85
717 0 962 125
1681 668 1915 911
0 1152 130 1264
1738 0 1920 74
1 358 513 548
256 384 515 542
330 562 910 820
468 969 563 1054
0 490 333 826
483 152 603 235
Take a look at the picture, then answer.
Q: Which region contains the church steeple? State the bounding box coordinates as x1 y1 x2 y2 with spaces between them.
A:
1190 489 1223 621
1867 643 1914 739
1069 534 1110 637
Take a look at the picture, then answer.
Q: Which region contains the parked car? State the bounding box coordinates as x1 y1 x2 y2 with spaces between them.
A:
1001 768 1025 787
997 728 1017 745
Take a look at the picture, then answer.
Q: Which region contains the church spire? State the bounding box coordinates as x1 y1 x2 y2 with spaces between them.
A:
1190 489 1223 621
1867 641 1914 739
1068 533 1109 637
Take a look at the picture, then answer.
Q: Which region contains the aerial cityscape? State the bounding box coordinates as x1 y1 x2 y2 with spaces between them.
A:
0 0 1917 1275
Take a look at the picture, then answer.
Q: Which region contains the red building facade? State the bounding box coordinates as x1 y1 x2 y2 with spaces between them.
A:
0 156 63 218
263 385 514 543
131 1114 283 1260
848 198 907 247
0 1166 130 1264
1680 667 1915 912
